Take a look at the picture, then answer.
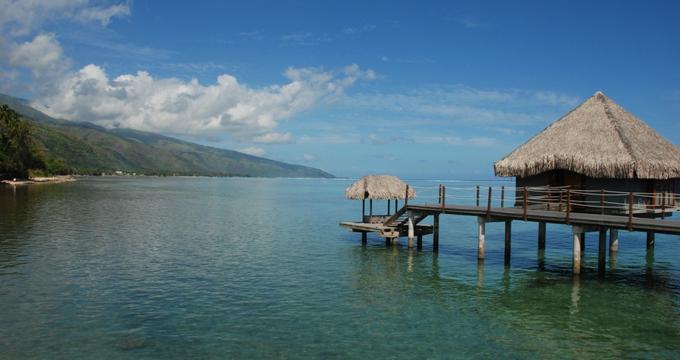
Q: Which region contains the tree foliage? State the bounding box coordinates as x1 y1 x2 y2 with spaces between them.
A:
0 105 45 179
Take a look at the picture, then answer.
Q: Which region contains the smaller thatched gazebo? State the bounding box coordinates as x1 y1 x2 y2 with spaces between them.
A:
346 175 416 223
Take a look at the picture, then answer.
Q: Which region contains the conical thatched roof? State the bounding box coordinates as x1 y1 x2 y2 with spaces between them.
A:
345 175 416 200
494 91 680 179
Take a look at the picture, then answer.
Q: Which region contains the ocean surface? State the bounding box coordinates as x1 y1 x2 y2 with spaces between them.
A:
1 177 679 359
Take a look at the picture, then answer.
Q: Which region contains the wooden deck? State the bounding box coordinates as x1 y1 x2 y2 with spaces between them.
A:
340 184 680 274
407 204 680 235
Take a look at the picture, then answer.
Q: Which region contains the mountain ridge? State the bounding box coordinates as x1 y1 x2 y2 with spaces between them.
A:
0 93 333 178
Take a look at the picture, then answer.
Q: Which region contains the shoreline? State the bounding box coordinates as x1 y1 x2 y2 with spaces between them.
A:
1 175 76 186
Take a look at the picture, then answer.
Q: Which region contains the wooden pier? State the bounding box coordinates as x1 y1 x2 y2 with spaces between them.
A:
341 185 680 274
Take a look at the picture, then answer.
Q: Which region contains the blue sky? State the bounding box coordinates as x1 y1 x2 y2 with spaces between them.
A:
1 1 679 179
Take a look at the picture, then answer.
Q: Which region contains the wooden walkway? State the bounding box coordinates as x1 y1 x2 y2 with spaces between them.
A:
407 204 680 235
341 203 679 275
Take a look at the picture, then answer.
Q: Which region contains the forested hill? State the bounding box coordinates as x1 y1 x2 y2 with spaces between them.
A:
0 94 333 178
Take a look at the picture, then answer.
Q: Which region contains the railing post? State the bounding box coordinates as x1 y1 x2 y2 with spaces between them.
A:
661 193 666 220
501 186 505 208
628 192 634 230
545 185 550 210
441 185 446 212
476 185 480 207
559 189 563 212
405 185 409 207
486 187 492 218
523 186 528 221
600 189 604 215
438 184 442 204
566 187 571 223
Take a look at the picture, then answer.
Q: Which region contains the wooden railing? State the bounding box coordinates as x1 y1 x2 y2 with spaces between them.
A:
407 184 680 229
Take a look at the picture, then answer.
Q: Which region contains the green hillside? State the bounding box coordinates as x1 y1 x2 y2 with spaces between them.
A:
0 94 333 178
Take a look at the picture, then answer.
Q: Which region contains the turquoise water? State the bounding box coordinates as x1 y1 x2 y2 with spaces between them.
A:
1 177 679 359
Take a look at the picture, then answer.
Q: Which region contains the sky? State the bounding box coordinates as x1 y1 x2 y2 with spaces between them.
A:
1 0 679 179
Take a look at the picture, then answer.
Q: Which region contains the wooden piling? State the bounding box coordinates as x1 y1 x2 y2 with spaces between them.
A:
477 217 486 260
433 213 440 252
501 186 505 208
361 232 367 244
598 228 607 273
646 231 655 249
609 228 619 253
504 220 512 264
573 226 583 275
580 232 586 254
407 216 414 248
538 222 546 250
476 186 480 207
417 234 423 249
387 200 391 215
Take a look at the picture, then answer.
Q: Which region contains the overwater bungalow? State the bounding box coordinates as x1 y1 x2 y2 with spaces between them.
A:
494 91 680 216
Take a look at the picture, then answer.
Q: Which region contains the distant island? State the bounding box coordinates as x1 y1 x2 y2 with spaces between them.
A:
0 94 333 180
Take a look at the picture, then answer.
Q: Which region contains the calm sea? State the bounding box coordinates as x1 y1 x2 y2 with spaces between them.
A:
1 177 679 359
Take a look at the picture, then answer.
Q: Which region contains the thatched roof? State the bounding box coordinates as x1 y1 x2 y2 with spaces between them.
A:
345 175 416 200
494 91 680 179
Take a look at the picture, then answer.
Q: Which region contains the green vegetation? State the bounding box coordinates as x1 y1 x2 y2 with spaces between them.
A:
0 105 46 179
0 94 333 178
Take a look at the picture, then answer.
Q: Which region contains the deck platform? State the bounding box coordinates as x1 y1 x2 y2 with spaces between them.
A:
407 204 680 235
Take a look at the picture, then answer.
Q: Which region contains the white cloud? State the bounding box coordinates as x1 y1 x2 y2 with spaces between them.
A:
239 147 266 156
414 135 500 147
75 2 131 25
0 0 375 144
252 132 293 144
9 33 67 75
342 86 579 127
280 32 332 46
343 24 376 34
30 63 374 142
0 0 130 36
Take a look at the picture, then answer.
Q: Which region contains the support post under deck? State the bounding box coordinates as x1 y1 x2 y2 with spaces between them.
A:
609 228 619 253
598 228 607 273
573 226 583 275
407 216 414 248
504 220 512 265
538 222 546 250
477 217 486 260
433 213 440 252
647 231 655 249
